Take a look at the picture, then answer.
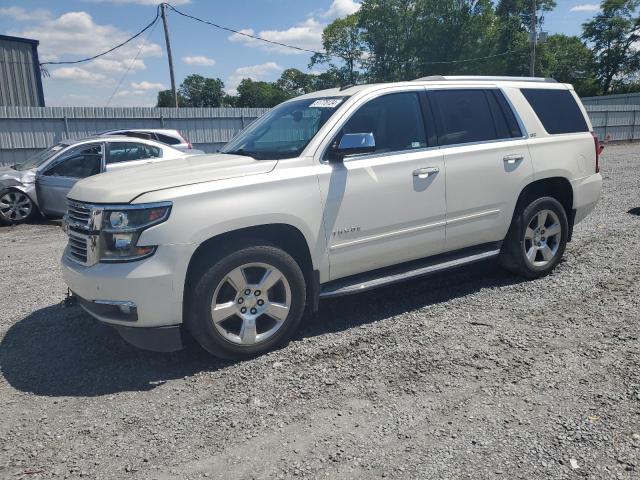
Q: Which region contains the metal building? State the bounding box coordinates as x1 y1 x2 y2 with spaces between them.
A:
0 34 45 107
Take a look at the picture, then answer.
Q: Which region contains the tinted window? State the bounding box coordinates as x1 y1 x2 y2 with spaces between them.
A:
521 88 588 134
108 142 161 164
340 92 427 155
431 89 513 146
44 144 102 178
487 90 522 139
156 133 182 145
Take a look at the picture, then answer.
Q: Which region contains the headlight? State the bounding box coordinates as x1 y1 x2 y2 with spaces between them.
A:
99 202 172 262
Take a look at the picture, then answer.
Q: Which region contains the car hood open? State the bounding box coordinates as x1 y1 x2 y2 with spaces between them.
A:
68 153 277 204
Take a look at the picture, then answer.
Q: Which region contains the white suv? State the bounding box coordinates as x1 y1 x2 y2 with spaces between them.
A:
61 76 603 359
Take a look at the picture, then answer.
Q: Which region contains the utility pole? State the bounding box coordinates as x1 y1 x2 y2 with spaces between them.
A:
530 0 537 77
160 3 178 108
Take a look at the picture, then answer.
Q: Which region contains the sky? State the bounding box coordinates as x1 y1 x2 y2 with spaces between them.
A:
0 0 603 107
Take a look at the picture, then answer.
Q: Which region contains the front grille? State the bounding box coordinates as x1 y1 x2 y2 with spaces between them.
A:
67 201 92 230
64 200 100 266
67 231 89 264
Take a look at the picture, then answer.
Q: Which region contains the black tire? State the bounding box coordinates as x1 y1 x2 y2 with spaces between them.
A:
186 245 306 360
0 189 36 225
499 196 569 278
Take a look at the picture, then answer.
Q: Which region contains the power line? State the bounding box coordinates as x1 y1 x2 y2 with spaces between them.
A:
39 6 161 66
421 49 520 65
105 16 160 106
164 3 325 56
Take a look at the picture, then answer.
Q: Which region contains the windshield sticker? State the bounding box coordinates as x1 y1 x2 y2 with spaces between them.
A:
51 146 63 151
309 98 344 108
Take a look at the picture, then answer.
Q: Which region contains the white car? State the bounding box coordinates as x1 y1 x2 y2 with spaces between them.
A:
98 129 193 151
61 76 603 358
0 136 193 222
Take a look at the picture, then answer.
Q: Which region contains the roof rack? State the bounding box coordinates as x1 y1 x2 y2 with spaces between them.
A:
413 75 557 83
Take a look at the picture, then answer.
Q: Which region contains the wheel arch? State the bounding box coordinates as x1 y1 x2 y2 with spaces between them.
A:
183 223 319 316
513 176 575 240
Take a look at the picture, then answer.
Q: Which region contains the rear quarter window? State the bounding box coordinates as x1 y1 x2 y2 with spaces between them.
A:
521 88 589 134
156 133 182 145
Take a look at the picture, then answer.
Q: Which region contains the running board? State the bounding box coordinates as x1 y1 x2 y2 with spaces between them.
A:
319 247 501 298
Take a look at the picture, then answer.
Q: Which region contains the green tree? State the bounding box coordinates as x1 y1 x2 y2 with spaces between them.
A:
235 79 289 107
276 68 317 96
156 89 186 107
582 0 640 94
310 14 365 84
178 74 226 107
536 34 599 96
493 0 557 76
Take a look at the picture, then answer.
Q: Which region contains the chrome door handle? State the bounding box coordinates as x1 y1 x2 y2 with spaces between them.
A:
503 154 524 164
413 166 439 179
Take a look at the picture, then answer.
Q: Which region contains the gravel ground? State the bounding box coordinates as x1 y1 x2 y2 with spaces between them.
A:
0 143 639 480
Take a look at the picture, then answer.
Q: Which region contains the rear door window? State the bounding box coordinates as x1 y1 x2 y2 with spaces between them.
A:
429 89 521 146
521 88 589 134
108 142 161 164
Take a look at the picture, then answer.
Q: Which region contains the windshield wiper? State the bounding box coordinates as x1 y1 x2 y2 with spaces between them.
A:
224 148 267 159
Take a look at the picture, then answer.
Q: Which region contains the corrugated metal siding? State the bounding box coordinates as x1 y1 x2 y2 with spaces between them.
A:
582 92 640 106
585 105 640 142
0 107 268 165
0 39 42 107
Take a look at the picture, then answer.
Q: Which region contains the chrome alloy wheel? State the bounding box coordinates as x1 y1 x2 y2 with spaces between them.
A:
523 209 562 268
0 191 33 222
210 262 292 346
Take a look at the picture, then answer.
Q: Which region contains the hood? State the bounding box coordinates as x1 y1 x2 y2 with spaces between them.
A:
68 153 277 204
0 165 35 187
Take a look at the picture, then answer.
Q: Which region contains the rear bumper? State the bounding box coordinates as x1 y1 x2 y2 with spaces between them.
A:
572 173 602 225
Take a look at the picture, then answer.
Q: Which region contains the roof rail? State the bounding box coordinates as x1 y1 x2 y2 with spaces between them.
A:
413 75 557 83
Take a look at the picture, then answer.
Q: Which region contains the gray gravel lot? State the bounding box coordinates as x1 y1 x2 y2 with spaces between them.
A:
1 143 639 480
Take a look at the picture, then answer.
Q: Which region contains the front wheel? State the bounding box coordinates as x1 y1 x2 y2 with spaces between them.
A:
186 245 306 359
499 196 568 278
0 189 36 225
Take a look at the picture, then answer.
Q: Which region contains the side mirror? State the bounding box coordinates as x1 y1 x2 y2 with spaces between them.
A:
331 133 376 162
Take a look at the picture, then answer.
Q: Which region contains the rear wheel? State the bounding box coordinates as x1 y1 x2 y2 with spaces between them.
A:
187 245 306 359
0 189 35 225
499 196 568 278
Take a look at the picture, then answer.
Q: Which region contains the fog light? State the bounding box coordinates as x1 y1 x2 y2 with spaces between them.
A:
118 304 132 315
113 233 133 250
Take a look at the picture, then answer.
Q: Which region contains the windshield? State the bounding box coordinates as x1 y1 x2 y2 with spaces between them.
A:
220 97 346 160
14 144 67 171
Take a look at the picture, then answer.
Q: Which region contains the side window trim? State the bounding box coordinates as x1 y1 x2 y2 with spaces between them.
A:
426 88 528 149
321 89 436 163
418 90 438 148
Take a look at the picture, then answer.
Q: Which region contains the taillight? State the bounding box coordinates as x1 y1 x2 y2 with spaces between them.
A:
179 131 192 149
591 131 603 173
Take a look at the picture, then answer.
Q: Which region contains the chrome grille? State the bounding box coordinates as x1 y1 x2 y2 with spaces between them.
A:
67 201 92 230
64 200 100 266
67 231 89 264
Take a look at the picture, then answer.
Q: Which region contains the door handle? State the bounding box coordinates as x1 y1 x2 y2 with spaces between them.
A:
413 166 439 179
503 154 524 164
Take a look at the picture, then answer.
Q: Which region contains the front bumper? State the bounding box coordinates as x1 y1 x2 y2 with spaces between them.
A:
61 243 191 329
